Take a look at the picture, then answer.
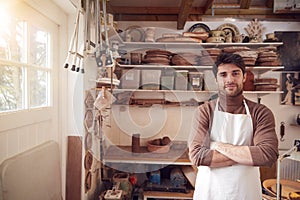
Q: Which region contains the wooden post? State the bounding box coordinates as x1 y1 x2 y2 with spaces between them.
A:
66 136 82 200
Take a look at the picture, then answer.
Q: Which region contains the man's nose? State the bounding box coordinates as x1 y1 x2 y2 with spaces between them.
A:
225 74 235 81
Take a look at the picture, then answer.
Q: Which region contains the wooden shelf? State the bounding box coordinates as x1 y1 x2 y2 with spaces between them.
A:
103 141 191 165
118 64 283 71
143 190 193 200
117 63 212 70
119 42 283 50
246 66 284 73
244 91 283 94
111 89 283 105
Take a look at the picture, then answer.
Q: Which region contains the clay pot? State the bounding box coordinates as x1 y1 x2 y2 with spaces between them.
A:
210 30 225 37
243 70 255 91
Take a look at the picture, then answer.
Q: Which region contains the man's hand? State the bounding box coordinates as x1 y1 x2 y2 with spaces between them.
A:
215 142 253 165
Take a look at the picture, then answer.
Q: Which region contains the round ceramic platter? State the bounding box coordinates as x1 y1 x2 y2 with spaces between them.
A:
125 26 145 42
188 23 210 33
84 132 93 150
84 151 93 170
84 109 93 130
217 23 240 37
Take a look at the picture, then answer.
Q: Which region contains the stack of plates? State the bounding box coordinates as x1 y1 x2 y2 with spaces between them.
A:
201 48 222 64
143 49 172 65
171 53 199 66
257 46 281 66
234 50 258 66
255 78 279 91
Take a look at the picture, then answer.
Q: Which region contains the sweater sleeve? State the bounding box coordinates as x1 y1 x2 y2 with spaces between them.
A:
188 103 213 166
248 102 279 167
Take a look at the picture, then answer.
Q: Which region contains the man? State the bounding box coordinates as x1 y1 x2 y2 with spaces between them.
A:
188 52 278 200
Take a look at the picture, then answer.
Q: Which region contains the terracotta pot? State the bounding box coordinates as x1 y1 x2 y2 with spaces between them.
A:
243 70 255 91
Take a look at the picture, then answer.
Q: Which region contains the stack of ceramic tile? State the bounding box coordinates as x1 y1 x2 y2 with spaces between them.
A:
143 49 172 65
256 46 281 66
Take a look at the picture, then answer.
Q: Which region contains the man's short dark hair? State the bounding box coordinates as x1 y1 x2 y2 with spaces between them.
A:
213 52 246 77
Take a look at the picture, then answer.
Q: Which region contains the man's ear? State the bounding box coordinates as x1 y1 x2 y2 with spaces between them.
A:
243 72 247 83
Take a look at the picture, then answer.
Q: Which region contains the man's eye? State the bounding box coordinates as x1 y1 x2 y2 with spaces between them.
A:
232 71 241 76
219 73 226 77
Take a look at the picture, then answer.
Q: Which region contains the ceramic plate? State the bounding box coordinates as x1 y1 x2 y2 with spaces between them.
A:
217 23 240 37
85 90 94 109
188 23 210 33
84 132 93 150
125 26 145 42
84 109 93 130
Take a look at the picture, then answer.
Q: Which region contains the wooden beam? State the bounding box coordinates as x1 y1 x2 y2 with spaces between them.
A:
113 14 178 21
204 8 274 15
107 6 180 14
240 0 252 9
266 0 274 8
189 13 300 21
177 0 194 30
203 0 214 13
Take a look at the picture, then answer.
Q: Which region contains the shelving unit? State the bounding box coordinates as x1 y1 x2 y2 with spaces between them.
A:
117 63 213 70
116 41 284 101
118 41 283 50
103 142 191 166
143 190 193 200
103 142 194 199
102 38 285 199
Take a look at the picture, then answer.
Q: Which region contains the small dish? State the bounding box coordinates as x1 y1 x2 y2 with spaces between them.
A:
188 23 210 33
217 23 240 38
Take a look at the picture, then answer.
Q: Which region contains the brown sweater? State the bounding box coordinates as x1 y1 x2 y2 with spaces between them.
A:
188 92 279 167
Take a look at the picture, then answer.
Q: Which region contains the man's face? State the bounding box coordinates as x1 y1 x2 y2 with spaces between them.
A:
216 63 246 97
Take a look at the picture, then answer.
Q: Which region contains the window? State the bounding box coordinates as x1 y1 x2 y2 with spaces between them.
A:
0 6 52 112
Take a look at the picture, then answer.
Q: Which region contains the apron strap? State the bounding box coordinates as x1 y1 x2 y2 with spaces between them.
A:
243 99 251 116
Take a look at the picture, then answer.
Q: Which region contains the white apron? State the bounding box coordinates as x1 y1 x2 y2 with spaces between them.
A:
194 99 261 200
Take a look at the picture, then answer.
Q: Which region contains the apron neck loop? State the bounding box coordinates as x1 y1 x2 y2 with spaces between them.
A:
215 98 251 115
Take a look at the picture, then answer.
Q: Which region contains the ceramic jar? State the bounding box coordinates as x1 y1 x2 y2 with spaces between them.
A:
113 173 133 199
210 30 225 37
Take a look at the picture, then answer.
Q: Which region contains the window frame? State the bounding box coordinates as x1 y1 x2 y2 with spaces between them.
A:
0 1 57 114
0 1 60 132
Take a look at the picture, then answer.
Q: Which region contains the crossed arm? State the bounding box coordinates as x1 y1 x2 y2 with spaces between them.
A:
188 103 278 168
210 143 253 167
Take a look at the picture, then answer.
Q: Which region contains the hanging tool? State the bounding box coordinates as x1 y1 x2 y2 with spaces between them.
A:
72 17 80 72
64 7 81 69
78 56 85 73
102 0 113 67
94 0 105 67
83 0 91 56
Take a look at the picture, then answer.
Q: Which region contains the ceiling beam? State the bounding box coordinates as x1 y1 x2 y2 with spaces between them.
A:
113 14 178 21
266 0 274 8
203 0 214 13
112 12 300 22
177 0 194 30
107 6 180 14
204 7 274 15
240 0 252 9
